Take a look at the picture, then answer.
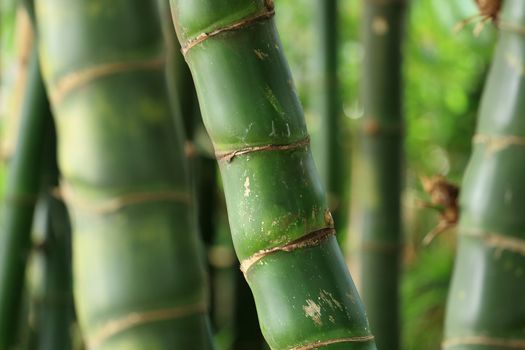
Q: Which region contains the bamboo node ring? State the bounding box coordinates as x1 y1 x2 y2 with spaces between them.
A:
88 302 207 347
443 335 525 349
56 185 191 214
181 6 275 55
50 57 165 105
216 137 310 163
240 227 336 275
290 335 376 350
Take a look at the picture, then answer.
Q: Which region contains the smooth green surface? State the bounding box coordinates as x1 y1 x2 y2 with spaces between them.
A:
444 1 525 348
35 0 213 348
170 1 375 348
349 1 406 349
0 46 49 348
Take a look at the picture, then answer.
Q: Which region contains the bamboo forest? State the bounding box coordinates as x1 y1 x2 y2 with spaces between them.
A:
0 0 522 349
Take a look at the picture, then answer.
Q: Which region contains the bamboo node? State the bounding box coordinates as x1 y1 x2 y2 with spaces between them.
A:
240 227 336 275
49 57 165 105
461 228 525 257
3 194 38 207
290 335 375 350
56 185 191 214
88 302 207 348
181 5 275 55
474 134 525 154
216 137 310 163
443 335 525 349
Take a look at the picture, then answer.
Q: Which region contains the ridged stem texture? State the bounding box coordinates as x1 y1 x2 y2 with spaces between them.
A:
444 1 525 349
348 1 406 349
35 0 214 348
169 1 376 349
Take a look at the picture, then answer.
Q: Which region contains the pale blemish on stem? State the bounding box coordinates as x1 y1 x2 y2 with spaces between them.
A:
506 52 525 76
244 177 251 197
254 49 269 60
303 299 322 326
264 85 285 118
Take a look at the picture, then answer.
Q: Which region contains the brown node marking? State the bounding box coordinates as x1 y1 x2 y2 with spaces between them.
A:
5 194 38 207
418 175 460 245
88 302 207 348
290 335 375 350
50 57 165 105
462 228 525 257
181 6 275 55
216 137 310 163
240 227 336 275
365 0 406 5
443 335 525 349
57 185 191 214
362 119 403 137
474 134 525 154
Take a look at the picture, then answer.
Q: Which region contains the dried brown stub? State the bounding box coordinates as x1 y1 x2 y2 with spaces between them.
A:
476 0 502 23
419 175 460 245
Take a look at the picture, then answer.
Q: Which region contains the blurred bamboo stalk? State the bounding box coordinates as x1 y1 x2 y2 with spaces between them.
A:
347 0 406 349
28 120 74 350
35 0 214 348
310 0 346 232
0 2 51 344
444 1 525 349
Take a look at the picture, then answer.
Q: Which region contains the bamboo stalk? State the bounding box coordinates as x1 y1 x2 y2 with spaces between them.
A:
169 1 376 349
29 122 74 350
347 1 406 349
34 0 214 348
310 0 344 226
444 1 525 349
0 21 50 349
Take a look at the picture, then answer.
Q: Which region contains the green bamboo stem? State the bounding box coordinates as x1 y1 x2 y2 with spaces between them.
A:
310 0 344 226
0 29 50 349
27 118 74 350
169 1 375 349
34 0 213 348
347 1 406 349
443 1 525 349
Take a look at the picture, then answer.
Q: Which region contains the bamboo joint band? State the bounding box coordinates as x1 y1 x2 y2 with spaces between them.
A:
216 137 310 163
290 335 375 350
474 134 525 153
50 57 165 105
240 227 336 275
461 228 525 257
443 336 525 349
498 21 525 36
181 0 275 55
56 186 191 214
88 302 207 348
